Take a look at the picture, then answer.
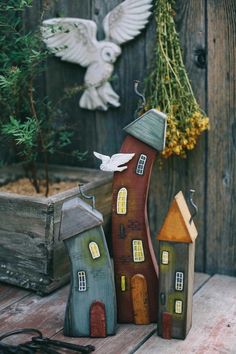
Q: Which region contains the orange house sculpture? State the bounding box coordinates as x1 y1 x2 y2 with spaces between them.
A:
111 109 167 324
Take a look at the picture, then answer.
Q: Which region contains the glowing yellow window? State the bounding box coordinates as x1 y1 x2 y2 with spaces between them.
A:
132 240 145 262
117 187 127 215
89 241 100 259
121 275 126 291
175 300 183 314
162 251 169 264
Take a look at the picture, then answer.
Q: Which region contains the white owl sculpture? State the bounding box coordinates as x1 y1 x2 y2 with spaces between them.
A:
41 0 152 111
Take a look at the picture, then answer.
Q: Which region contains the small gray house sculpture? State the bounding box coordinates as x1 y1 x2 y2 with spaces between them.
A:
60 196 116 337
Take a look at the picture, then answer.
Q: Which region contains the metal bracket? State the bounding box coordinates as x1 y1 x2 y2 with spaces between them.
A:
134 80 146 113
189 189 198 224
78 184 96 209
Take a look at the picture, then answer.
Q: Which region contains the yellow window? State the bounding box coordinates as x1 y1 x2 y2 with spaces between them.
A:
132 240 145 262
121 275 126 291
117 187 128 215
175 300 183 314
162 251 169 264
89 241 100 259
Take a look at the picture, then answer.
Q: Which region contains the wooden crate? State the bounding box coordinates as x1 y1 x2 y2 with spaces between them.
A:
0 164 112 294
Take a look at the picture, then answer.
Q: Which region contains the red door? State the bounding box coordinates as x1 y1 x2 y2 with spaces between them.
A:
90 301 106 337
162 312 172 339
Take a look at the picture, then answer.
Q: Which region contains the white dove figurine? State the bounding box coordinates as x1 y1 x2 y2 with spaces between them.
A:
94 151 135 172
41 0 152 111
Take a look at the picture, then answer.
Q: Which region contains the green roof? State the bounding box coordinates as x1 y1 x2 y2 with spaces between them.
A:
124 109 167 151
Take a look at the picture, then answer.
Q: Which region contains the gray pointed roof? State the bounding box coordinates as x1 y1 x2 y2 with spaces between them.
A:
60 197 103 241
124 109 167 151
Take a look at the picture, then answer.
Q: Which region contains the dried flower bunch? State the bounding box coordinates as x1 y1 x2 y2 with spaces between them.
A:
144 0 209 158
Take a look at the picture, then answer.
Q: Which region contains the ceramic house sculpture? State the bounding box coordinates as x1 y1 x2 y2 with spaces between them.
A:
157 191 198 339
60 196 117 337
111 109 167 324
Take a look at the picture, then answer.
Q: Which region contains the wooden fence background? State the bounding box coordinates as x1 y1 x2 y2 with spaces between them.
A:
8 1 236 275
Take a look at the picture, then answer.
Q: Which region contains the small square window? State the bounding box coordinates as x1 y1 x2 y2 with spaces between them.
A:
161 251 169 264
175 300 183 314
132 240 145 262
136 154 147 175
175 272 184 291
89 241 100 259
78 271 87 291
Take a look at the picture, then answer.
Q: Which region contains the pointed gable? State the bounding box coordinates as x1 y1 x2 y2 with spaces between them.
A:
157 191 198 243
123 109 167 152
60 197 103 241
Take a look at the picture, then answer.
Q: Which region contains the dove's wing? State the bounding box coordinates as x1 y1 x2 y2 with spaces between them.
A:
110 153 135 167
102 0 152 45
93 151 111 163
41 18 99 66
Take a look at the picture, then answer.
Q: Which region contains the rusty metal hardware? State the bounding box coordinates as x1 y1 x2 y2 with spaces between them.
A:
0 328 95 353
78 183 96 209
134 80 146 106
189 189 198 224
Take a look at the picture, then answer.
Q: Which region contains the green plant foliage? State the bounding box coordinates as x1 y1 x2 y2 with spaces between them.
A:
0 0 86 196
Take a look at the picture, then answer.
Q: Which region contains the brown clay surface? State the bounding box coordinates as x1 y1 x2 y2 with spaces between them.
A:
0 178 77 197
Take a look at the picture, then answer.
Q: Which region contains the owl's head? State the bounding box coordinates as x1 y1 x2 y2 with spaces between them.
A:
100 42 121 63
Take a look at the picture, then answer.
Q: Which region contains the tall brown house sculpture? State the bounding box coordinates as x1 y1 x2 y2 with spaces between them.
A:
157 191 198 339
111 109 167 324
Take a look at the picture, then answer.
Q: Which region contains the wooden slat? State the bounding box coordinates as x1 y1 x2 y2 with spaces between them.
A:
135 275 236 353
193 272 211 294
206 0 236 275
54 324 156 354
148 0 208 273
0 273 212 351
0 283 30 311
0 285 69 344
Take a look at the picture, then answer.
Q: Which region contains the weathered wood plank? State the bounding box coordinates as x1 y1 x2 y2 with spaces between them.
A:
206 0 236 276
0 285 68 344
54 324 156 354
193 272 211 294
0 272 210 350
148 0 207 273
0 283 30 311
135 274 236 353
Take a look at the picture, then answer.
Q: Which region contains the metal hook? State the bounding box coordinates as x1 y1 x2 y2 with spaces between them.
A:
78 184 96 210
189 189 198 224
134 80 146 106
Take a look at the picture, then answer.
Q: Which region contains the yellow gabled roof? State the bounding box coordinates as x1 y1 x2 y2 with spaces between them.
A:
157 191 198 243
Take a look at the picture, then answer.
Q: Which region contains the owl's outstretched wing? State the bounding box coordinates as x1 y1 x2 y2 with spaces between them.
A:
41 18 99 66
110 153 135 167
103 0 152 45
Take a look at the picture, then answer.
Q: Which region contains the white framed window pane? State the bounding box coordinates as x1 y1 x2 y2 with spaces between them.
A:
117 187 128 214
175 300 183 314
132 240 145 262
89 241 100 259
136 154 147 175
175 272 184 291
162 251 169 264
78 271 87 291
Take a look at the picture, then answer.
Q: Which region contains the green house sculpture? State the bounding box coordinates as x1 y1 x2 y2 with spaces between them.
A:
157 191 198 339
60 196 117 337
